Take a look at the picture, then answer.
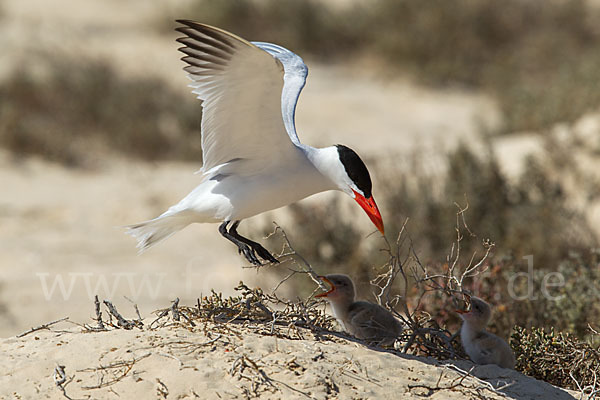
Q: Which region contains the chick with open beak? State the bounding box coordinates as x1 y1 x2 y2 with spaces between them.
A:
456 296 515 369
316 274 403 344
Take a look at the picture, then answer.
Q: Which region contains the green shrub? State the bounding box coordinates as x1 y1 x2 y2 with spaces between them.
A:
511 326 599 391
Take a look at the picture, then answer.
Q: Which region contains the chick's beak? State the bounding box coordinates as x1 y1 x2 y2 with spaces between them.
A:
315 276 336 298
455 295 472 315
352 190 385 235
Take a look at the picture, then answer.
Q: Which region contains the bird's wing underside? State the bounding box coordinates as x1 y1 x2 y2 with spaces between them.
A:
251 41 308 146
175 20 309 175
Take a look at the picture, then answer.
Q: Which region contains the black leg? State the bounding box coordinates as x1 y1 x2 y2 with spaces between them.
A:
229 221 279 264
218 221 261 266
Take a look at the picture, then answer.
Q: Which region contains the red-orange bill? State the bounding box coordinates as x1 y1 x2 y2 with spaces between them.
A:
352 190 384 235
315 276 335 298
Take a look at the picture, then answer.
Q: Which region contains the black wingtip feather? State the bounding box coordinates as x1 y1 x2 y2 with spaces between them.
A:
178 47 228 68
175 37 232 61
174 20 236 49
175 27 236 56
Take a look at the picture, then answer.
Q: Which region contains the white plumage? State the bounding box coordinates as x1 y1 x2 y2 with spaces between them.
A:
127 21 384 265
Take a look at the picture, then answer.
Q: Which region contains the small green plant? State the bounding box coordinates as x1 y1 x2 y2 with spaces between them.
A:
511 326 600 392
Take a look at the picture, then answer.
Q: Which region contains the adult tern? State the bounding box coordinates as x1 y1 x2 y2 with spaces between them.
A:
128 20 384 265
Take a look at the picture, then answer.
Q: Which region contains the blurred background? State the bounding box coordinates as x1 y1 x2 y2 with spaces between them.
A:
0 0 599 340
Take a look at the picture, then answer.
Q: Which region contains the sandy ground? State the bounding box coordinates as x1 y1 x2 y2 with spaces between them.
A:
0 320 579 400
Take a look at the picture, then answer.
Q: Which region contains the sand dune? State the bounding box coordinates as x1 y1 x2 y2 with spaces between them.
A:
1 318 578 399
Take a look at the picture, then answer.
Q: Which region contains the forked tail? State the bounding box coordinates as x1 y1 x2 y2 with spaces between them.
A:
126 214 190 253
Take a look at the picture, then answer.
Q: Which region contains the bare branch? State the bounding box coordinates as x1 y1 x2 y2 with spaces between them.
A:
103 300 141 330
16 317 69 338
267 222 328 292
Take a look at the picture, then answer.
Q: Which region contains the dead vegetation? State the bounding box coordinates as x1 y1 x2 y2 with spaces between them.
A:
84 281 336 343
78 353 151 390
253 206 598 393
368 204 493 361
407 363 513 399
84 217 492 360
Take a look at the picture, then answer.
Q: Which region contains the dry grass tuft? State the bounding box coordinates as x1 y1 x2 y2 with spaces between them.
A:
154 282 337 341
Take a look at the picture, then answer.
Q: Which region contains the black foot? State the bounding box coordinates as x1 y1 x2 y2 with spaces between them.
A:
230 221 279 264
253 244 279 264
218 221 278 266
237 242 262 266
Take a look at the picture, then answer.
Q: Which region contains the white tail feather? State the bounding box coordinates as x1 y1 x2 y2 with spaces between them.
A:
126 214 191 253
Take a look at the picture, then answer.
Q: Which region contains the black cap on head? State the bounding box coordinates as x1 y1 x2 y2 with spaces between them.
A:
335 144 372 198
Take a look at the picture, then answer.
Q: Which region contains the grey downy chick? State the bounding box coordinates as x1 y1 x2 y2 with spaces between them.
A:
456 296 515 369
316 274 403 344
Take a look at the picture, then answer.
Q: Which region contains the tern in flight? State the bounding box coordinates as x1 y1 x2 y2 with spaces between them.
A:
128 20 384 265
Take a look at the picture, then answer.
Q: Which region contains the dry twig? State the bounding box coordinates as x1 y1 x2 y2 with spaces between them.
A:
94 296 105 330
102 300 142 330
408 363 511 398
53 364 89 400
264 222 328 292
370 202 494 359
79 353 151 390
17 317 69 338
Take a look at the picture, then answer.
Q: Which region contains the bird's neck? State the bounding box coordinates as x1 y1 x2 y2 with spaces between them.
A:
302 145 336 169
326 297 354 327
300 145 344 190
330 299 351 317
460 320 487 343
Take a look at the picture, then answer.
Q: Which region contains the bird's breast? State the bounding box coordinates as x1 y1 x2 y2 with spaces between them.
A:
211 160 334 220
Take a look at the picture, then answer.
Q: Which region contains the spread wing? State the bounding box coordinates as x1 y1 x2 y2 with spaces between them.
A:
175 20 309 174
